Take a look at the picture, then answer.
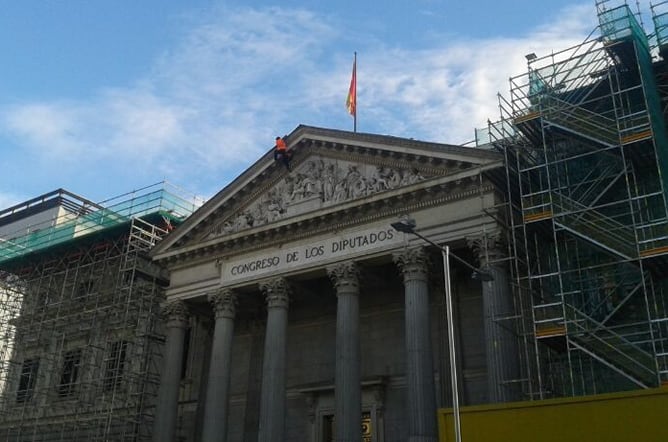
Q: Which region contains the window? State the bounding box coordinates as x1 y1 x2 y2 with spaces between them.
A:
58 349 82 398
103 341 128 392
16 358 39 403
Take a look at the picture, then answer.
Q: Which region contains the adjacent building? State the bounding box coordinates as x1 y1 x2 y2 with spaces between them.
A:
0 184 201 441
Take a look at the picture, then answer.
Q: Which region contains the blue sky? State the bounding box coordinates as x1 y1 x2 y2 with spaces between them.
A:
0 0 654 208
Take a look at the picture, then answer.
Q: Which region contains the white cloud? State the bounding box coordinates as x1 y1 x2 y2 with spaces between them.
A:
3 102 88 156
0 2 611 199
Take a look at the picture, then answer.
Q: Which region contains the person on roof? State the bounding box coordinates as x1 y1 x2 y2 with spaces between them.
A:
274 136 292 170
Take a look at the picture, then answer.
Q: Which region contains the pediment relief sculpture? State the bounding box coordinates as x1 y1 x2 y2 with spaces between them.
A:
207 157 437 239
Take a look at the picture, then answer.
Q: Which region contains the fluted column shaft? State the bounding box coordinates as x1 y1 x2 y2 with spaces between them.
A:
328 262 361 442
481 262 519 402
470 234 520 403
257 278 290 442
394 248 437 442
201 289 237 442
153 300 189 442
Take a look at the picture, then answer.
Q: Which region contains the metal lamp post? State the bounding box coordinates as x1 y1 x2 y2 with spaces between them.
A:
391 219 493 442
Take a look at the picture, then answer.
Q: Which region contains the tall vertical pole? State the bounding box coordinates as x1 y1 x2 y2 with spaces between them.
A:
347 52 357 133
353 51 357 133
443 247 462 442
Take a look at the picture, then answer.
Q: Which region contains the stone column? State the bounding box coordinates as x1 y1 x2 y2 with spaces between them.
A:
394 247 437 442
257 278 290 442
327 261 361 442
201 289 237 442
469 233 520 403
153 300 189 442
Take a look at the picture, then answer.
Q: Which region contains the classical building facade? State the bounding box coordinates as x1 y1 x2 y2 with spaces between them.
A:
151 125 518 442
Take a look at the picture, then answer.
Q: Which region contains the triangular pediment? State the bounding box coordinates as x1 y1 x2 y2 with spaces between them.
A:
151 125 503 260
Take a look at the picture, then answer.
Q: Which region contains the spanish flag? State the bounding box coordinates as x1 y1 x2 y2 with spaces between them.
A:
346 55 356 117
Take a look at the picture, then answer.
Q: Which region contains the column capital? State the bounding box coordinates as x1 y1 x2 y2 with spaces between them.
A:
327 261 360 293
161 300 189 328
467 232 505 265
259 277 290 309
208 288 237 320
393 246 430 283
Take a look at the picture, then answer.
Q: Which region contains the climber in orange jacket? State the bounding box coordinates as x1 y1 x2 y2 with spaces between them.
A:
274 136 292 170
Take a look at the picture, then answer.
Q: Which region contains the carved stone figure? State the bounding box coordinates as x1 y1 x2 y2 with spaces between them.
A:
344 165 362 200
267 199 283 222
372 166 390 192
333 180 347 203
323 164 337 201
235 211 252 230
387 168 401 188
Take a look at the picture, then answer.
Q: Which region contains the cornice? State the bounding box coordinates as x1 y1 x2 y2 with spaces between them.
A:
301 139 476 177
290 125 502 161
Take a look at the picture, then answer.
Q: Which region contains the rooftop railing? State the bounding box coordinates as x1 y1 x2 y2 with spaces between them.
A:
0 182 204 265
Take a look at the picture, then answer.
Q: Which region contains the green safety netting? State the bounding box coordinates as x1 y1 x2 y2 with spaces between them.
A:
0 185 200 264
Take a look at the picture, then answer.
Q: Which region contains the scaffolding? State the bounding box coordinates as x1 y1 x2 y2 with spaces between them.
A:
488 0 668 399
0 182 202 441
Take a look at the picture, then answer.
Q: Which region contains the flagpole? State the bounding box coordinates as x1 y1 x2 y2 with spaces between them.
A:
353 51 357 133
346 52 357 133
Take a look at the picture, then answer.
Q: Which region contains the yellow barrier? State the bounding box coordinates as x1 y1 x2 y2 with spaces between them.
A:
438 387 668 442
